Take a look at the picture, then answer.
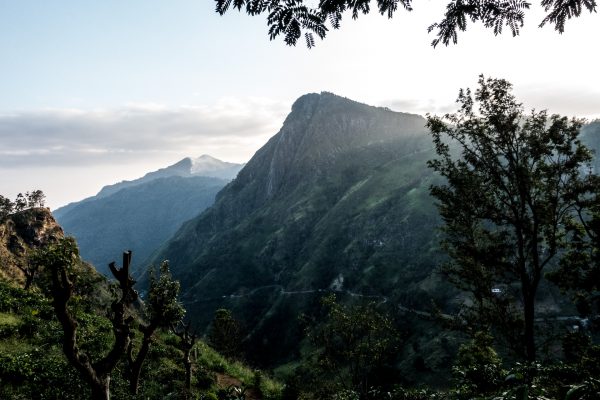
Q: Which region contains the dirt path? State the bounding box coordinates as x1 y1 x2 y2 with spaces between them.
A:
215 373 261 400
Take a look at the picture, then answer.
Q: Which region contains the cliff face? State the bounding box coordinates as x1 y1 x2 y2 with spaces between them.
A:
0 208 64 283
221 92 427 213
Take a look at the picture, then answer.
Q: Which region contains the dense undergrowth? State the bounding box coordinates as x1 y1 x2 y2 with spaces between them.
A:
0 279 282 399
1 276 598 399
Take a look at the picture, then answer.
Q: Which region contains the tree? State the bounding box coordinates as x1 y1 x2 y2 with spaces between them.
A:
14 193 27 212
172 320 198 395
547 180 600 320
43 241 137 400
18 256 39 291
126 260 185 395
427 76 596 361
208 308 242 359
305 294 400 397
0 195 14 220
26 190 46 208
452 331 505 397
214 0 597 48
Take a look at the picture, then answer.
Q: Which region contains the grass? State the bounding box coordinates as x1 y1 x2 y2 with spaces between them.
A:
0 312 20 326
195 341 284 397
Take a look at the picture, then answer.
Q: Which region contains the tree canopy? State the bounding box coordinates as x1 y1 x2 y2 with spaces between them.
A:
427 75 596 361
214 0 597 48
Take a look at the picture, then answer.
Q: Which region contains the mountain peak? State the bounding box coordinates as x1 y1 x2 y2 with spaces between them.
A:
190 155 244 177
90 155 244 199
243 91 429 198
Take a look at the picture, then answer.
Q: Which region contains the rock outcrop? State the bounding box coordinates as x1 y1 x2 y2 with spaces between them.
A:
0 208 64 283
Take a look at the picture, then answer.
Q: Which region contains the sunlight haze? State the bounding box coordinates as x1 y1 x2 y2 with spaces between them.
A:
1 0 599 208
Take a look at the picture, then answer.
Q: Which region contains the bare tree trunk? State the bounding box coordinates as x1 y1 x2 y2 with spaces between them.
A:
523 290 536 362
90 376 110 400
184 347 193 391
48 247 137 400
173 321 197 394
128 326 156 395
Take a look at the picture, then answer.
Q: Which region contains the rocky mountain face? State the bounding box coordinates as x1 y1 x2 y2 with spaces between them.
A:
53 155 243 276
0 208 64 284
150 93 448 369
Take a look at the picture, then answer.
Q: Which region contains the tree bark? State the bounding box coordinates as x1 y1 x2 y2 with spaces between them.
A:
523 289 536 362
90 376 110 400
128 326 156 395
49 247 137 400
173 321 197 394
184 347 192 391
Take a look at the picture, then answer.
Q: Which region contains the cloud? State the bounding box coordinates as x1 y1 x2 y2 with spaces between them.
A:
0 97 289 168
516 86 600 119
381 88 600 120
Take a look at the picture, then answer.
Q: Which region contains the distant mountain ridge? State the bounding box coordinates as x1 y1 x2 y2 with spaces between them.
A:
53 155 243 275
96 155 243 198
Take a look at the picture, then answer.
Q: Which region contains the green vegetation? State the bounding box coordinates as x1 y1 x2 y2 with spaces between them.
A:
428 75 596 361
208 309 242 359
0 276 283 399
0 211 283 399
0 190 46 220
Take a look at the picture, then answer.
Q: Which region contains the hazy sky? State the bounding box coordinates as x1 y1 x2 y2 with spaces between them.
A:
1 0 599 209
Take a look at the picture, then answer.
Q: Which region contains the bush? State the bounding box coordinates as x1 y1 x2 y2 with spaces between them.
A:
452 331 505 397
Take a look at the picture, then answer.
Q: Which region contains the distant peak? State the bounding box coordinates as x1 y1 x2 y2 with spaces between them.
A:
191 155 230 167
195 154 217 160
190 155 244 177
290 91 378 116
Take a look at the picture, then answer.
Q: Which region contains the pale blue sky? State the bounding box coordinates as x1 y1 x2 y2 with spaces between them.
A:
1 0 599 208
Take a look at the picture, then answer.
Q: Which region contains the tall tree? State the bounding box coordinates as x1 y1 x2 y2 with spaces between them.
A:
43 241 137 400
126 261 184 395
427 76 595 361
214 0 597 48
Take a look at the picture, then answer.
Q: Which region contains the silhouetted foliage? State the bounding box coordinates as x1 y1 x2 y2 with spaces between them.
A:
547 176 600 321
14 193 27 212
427 75 596 361
452 331 505 397
305 294 401 398
126 260 184 394
26 190 46 208
0 190 46 220
208 308 242 359
214 0 597 48
41 242 137 400
0 195 14 220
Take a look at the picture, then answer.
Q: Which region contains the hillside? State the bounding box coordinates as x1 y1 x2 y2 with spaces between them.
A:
54 175 229 275
0 208 282 399
150 93 450 368
0 208 64 284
